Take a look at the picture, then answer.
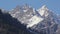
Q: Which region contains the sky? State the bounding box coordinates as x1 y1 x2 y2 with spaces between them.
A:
0 0 60 14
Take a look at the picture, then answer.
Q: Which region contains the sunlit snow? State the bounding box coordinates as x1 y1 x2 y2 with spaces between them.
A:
37 5 49 17
23 10 28 12
27 15 43 28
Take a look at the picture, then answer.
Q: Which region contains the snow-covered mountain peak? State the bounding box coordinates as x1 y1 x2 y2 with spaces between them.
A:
37 5 50 17
8 4 59 34
9 4 37 25
41 5 48 9
11 4 31 11
22 4 30 9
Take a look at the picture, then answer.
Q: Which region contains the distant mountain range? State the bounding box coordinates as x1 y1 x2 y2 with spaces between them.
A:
0 4 60 34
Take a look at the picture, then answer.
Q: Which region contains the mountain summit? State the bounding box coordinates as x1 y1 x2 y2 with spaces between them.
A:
37 5 52 17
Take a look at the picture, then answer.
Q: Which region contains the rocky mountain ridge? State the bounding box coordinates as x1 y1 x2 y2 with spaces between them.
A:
0 4 60 34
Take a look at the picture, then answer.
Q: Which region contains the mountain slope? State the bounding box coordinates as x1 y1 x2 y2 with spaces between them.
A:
0 9 33 34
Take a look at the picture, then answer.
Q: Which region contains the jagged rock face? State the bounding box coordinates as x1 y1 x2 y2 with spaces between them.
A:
9 5 36 25
9 5 60 34
30 15 58 34
1 4 60 34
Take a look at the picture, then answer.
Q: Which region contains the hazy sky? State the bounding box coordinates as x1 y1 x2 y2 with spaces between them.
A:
0 0 60 14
